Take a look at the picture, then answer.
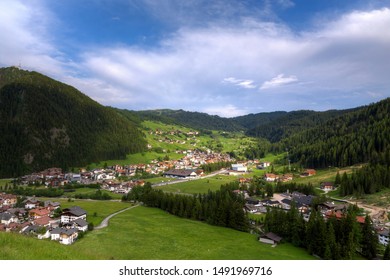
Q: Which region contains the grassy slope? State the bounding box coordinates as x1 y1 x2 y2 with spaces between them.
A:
155 175 238 194
64 187 123 200
0 232 94 260
88 120 257 169
0 179 11 187
0 206 314 260
73 206 314 260
41 198 130 225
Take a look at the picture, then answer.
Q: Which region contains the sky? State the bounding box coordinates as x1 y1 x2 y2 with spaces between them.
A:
1 0 390 117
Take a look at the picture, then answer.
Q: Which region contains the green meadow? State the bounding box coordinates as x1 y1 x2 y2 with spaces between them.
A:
74 206 314 260
64 187 124 200
0 179 12 187
0 205 314 260
0 232 94 259
155 175 238 194
41 198 130 225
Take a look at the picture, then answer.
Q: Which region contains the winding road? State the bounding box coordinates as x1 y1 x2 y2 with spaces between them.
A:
94 204 140 230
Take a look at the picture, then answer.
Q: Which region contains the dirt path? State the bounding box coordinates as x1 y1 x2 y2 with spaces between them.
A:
348 200 389 217
95 204 139 230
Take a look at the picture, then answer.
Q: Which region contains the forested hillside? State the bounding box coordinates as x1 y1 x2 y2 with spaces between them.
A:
0 67 146 177
134 109 244 132
283 98 390 168
242 109 353 143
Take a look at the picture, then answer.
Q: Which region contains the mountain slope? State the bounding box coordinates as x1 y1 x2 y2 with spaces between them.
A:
134 109 244 131
0 67 146 177
282 98 390 168
239 109 355 143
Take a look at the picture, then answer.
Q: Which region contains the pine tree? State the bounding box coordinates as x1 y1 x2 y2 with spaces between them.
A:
361 215 378 259
335 171 341 186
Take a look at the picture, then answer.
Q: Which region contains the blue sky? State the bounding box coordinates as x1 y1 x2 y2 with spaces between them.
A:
1 0 390 117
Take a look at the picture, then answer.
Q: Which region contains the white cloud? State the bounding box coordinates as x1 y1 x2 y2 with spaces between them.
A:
204 104 249 118
0 0 71 77
260 74 298 90
223 77 256 89
1 2 390 115
47 7 390 113
367 91 383 98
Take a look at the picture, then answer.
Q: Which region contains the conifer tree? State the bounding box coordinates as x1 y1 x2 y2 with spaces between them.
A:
361 215 378 259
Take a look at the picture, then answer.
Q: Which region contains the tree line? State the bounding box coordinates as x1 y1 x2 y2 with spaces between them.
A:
200 161 232 173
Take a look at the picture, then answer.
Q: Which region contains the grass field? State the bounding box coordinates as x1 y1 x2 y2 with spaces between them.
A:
155 175 238 194
0 179 12 187
73 206 315 260
0 232 95 259
294 165 361 186
0 205 315 260
64 187 124 200
41 198 131 225
357 188 390 207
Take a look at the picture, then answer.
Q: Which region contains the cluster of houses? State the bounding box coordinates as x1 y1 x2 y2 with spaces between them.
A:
243 190 389 247
0 194 88 245
101 180 145 194
262 169 319 183
244 191 317 217
18 150 234 188
148 128 200 147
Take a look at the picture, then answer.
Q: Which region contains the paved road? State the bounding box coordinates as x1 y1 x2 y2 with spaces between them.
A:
95 204 139 230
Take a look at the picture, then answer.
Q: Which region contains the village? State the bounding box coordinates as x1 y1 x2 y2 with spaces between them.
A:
0 145 388 248
17 149 233 193
0 193 88 245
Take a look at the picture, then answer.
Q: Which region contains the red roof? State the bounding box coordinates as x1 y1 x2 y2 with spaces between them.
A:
29 208 50 217
34 216 52 226
356 216 366 224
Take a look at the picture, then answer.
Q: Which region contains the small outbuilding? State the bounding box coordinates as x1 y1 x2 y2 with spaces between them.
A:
259 232 283 245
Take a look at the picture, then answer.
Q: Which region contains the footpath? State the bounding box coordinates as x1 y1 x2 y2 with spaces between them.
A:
95 204 139 230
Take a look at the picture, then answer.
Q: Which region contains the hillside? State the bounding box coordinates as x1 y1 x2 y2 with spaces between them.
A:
133 109 244 132
282 98 390 168
0 67 146 177
240 109 354 142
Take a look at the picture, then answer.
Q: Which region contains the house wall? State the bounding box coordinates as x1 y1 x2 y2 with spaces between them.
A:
378 234 389 246
61 214 86 223
51 233 60 240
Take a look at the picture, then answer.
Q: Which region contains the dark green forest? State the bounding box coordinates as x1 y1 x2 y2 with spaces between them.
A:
282 98 390 169
339 151 390 197
0 67 146 177
133 109 244 131
264 205 378 259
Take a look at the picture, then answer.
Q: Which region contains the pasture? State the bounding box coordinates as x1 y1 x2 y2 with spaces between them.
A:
154 175 238 194
73 206 315 260
0 204 314 260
